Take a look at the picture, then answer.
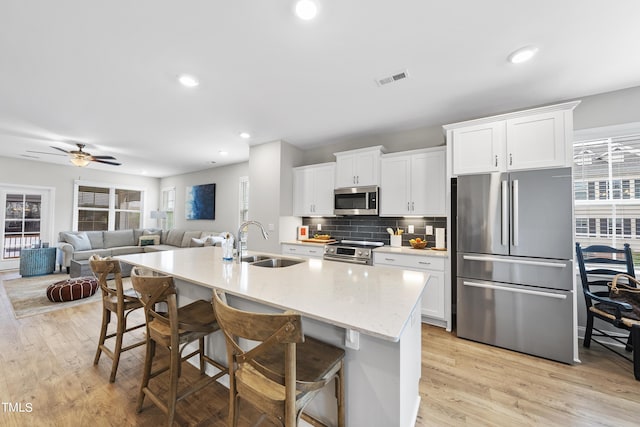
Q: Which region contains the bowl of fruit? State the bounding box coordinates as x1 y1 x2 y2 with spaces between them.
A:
409 237 427 249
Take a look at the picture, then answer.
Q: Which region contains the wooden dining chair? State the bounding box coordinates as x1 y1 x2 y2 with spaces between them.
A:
212 291 345 427
130 267 227 426
90 254 146 383
575 242 640 380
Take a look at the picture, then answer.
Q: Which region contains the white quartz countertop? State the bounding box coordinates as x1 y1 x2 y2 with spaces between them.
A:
117 247 428 342
374 246 449 257
281 240 331 246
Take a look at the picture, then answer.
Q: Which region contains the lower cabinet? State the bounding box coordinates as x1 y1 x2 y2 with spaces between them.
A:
281 243 325 259
373 251 446 325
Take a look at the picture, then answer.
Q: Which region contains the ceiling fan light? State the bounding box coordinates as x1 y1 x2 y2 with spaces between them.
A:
70 157 90 167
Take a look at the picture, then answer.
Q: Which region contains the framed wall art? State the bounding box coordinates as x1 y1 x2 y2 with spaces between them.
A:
185 183 216 220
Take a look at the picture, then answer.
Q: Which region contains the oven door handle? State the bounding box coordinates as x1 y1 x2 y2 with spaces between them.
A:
323 256 370 265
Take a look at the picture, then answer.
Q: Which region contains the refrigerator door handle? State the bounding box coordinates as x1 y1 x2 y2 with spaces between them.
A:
462 254 568 268
512 179 519 246
501 180 508 246
462 280 568 300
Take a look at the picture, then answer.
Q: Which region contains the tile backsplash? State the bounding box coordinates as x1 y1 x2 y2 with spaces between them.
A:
302 216 447 247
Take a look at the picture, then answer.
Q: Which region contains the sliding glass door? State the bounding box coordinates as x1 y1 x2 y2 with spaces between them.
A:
0 187 53 270
3 193 42 258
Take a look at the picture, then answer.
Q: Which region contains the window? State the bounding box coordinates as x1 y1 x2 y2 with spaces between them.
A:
575 218 588 236
238 176 249 227
161 187 176 229
74 182 143 231
574 127 640 259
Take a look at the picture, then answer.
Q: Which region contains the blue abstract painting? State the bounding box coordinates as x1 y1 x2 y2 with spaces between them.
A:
185 183 216 220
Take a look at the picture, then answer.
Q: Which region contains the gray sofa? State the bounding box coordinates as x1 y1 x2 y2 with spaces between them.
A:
57 228 224 272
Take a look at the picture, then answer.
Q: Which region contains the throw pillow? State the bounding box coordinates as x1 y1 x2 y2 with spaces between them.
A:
138 235 160 246
210 235 225 246
190 237 205 247
63 232 92 251
199 235 217 247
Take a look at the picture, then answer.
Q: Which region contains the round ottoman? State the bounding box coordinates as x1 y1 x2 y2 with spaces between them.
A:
46 277 99 302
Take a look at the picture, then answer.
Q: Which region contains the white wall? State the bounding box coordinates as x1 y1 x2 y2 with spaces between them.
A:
159 162 249 235
248 141 283 254
573 85 640 130
301 124 445 165
247 140 303 254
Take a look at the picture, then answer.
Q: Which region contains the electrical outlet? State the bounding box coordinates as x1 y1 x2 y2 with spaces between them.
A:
408 225 414 233
317 223 322 231
268 223 275 231
426 226 433 235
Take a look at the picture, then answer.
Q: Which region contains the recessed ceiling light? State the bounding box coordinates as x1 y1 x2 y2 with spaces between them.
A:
178 74 199 87
508 46 539 64
295 0 318 20
219 150 228 156
239 132 251 139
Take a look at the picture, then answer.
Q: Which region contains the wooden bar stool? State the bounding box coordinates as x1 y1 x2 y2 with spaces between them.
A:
212 291 345 427
130 267 227 426
90 255 146 383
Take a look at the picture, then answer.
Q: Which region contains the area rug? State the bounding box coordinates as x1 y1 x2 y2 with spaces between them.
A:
3 274 113 319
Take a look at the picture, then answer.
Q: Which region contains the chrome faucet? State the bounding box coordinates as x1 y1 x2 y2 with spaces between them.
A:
236 221 269 261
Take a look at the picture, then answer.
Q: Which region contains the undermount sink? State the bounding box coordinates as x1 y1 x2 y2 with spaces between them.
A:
249 257 304 268
240 255 272 263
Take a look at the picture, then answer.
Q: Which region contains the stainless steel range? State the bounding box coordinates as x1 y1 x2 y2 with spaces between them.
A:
323 240 384 265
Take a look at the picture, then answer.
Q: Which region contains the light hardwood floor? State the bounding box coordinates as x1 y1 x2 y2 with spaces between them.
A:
1 269 639 426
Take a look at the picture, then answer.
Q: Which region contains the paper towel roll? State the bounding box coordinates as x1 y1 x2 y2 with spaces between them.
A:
435 228 445 249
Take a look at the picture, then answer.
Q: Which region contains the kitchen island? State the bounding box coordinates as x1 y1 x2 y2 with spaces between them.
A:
118 246 427 427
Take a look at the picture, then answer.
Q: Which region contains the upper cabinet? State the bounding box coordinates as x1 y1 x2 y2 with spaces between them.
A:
380 147 446 216
445 101 580 176
451 122 505 174
334 146 385 188
293 162 336 216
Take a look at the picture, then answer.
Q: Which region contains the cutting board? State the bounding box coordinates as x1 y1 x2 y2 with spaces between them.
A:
301 238 336 244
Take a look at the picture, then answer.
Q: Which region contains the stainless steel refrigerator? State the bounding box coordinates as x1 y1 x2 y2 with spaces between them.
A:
456 167 575 364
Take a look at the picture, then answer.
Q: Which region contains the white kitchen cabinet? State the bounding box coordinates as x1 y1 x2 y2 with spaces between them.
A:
506 110 565 170
334 146 385 188
446 101 580 175
380 147 445 216
451 121 505 174
293 163 335 216
281 243 325 259
373 251 446 324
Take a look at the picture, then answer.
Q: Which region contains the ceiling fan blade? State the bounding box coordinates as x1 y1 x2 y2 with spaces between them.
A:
90 155 118 160
92 159 121 166
50 146 70 154
26 150 66 156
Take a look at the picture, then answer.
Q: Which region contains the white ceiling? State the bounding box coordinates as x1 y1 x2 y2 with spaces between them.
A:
1 0 639 177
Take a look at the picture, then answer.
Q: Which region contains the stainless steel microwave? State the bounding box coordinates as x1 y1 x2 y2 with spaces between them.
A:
334 186 378 215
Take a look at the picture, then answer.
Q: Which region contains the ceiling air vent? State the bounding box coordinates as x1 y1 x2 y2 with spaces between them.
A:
376 70 409 87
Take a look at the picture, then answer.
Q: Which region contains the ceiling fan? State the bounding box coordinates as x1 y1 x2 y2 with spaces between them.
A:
51 143 121 167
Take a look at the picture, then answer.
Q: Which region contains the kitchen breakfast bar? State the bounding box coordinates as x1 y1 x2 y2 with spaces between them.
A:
118 246 428 426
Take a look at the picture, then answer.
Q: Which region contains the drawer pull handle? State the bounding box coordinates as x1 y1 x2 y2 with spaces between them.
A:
418 261 431 265
462 254 566 268
385 258 395 261
462 280 567 300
